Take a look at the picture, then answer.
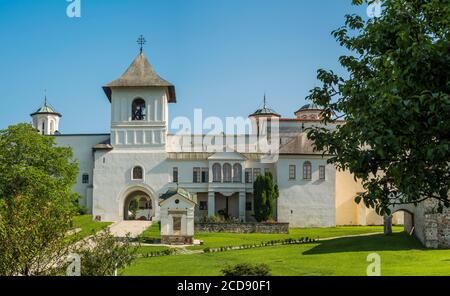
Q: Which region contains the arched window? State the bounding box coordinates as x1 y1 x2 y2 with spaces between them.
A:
223 163 232 183
233 163 242 183
212 163 221 183
303 161 312 180
132 98 146 121
50 120 54 134
132 166 143 180
41 121 45 135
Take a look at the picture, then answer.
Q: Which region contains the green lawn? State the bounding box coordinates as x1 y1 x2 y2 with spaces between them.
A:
71 215 112 239
140 222 161 241
139 224 403 250
187 226 403 250
122 232 450 276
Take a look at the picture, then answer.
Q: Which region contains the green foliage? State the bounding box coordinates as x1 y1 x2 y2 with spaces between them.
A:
71 215 112 240
76 230 138 276
128 198 138 220
307 0 450 214
253 172 279 222
0 124 79 275
198 215 220 223
221 262 271 276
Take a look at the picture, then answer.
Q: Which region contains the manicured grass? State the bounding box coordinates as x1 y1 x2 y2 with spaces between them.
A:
72 215 112 239
122 232 450 276
140 222 161 241
187 226 404 250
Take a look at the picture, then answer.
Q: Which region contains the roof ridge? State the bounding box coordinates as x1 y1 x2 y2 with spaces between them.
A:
102 51 176 102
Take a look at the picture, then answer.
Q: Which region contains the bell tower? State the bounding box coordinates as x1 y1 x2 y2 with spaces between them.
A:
102 36 176 150
30 94 62 135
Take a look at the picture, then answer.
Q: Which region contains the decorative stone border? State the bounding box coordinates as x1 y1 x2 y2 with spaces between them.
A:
195 222 289 234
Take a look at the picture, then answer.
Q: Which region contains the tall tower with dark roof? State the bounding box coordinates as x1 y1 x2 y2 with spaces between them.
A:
102 45 176 149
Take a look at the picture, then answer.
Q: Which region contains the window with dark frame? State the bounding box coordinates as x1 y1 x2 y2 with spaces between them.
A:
201 168 209 183
213 163 221 182
289 165 296 180
132 166 143 180
193 167 201 183
173 167 178 183
233 163 242 183
245 168 252 183
303 161 312 180
82 173 89 184
223 163 232 183
319 165 326 180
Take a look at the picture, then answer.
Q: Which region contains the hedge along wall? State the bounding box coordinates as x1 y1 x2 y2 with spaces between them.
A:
195 223 289 234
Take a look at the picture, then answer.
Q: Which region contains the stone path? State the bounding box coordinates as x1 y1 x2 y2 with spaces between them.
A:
108 221 152 238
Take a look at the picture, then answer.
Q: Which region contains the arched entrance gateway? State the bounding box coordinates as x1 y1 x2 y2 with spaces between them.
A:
123 190 154 221
384 205 415 235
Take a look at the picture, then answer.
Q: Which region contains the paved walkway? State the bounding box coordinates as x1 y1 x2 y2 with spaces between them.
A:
108 221 152 238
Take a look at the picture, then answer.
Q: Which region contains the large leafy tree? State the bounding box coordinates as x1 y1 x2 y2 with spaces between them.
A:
253 173 279 222
0 123 79 275
0 124 137 275
307 0 450 214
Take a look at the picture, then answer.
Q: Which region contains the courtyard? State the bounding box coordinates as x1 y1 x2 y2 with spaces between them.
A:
110 223 450 276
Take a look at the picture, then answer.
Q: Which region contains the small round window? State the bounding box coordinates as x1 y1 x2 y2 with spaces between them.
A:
175 199 180 204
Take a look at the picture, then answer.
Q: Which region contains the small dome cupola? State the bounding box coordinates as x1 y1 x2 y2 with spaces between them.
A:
249 94 281 118
30 94 62 135
249 94 280 137
294 103 323 120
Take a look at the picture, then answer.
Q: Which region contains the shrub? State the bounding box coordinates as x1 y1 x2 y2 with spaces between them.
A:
221 263 271 276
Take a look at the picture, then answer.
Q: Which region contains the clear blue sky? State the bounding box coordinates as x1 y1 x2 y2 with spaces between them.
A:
0 0 366 134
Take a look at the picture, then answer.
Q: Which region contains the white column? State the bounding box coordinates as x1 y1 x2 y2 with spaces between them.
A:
239 191 246 222
208 191 215 217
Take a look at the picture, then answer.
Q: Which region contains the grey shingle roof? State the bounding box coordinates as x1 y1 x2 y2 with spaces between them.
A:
159 188 196 204
102 52 176 102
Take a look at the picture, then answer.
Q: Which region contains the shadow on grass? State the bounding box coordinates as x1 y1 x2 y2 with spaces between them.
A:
303 232 424 255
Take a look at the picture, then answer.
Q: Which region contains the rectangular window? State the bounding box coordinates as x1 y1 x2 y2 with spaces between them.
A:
82 174 89 184
319 165 326 180
303 162 312 180
199 201 208 211
201 168 209 183
193 167 201 183
253 168 261 181
289 165 296 180
173 167 178 183
246 201 252 211
173 216 181 234
245 168 253 183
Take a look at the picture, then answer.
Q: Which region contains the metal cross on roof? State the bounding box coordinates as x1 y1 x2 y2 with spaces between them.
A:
137 35 146 53
44 89 48 106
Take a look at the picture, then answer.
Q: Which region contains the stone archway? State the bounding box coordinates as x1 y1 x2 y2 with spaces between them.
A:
384 205 415 235
123 190 154 221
